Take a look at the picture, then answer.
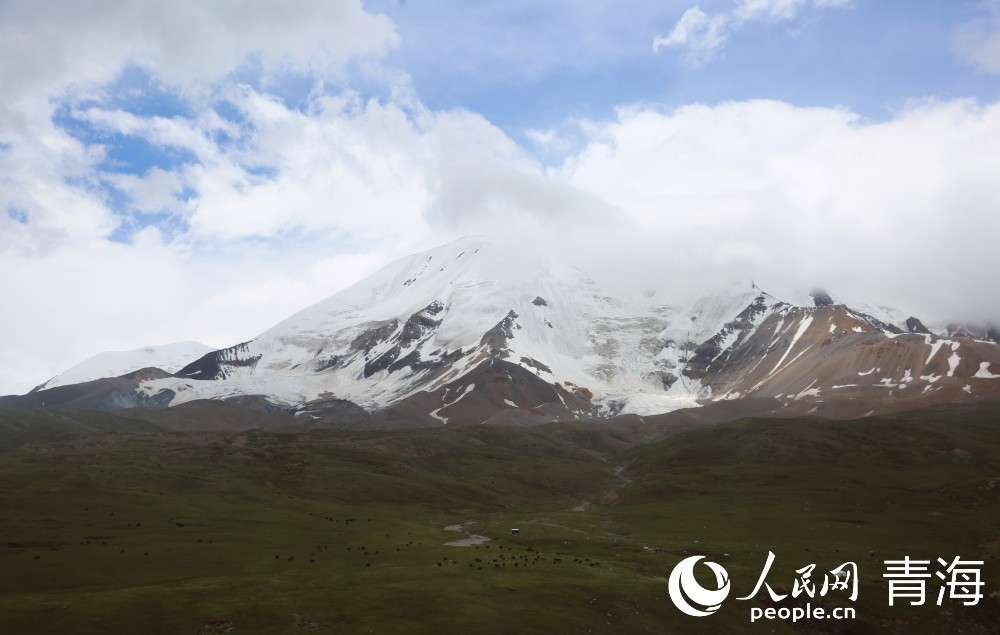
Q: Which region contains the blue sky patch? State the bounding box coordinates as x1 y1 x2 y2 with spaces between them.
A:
54 104 198 176
7 207 29 224
102 65 196 119
98 134 197 175
369 0 1000 131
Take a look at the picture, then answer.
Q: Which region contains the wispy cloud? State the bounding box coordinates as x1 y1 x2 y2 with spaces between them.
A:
953 0 1000 74
654 0 850 63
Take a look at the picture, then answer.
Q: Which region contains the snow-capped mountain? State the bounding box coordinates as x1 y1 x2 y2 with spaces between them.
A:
31 342 216 392
142 235 739 416
10 235 1000 424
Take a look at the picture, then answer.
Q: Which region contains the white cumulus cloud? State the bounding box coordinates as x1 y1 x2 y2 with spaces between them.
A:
559 98 1000 322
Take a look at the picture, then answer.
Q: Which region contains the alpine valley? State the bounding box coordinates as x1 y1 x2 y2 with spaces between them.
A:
6 235 1000 426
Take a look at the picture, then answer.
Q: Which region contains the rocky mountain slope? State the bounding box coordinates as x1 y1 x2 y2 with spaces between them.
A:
5 236 1000 425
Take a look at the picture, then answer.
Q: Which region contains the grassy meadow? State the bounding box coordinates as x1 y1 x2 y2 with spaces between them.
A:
0 401 998 634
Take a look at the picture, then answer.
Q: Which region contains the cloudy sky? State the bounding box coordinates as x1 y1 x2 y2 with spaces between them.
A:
2 0 1000 395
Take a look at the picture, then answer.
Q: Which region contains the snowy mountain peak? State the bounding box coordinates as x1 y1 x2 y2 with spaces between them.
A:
32 342 216 392
18 236 1000 425
144 235 752 413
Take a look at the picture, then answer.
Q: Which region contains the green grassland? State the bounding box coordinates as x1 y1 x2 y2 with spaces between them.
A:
1 401 998 634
